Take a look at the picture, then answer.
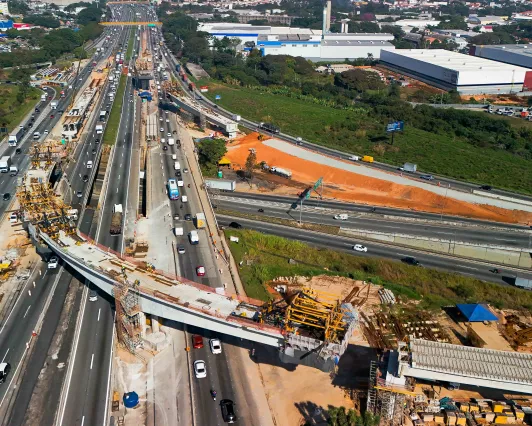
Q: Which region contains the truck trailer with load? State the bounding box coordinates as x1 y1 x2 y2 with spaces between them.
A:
270 167 292 179
204 179 236 192
50 101 58 110
8 128 24 146
110 204 123 235
95 124 104 135
400 162 417 173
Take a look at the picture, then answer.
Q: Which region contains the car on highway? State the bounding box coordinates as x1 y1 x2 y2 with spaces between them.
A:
159 117 163 121
185 214 192 221
87 161 93 168
334 214 349 220
229 222 242 229
419 174 434 181
0 363 11 384
177 245 185 254
480 185 492 191
163 145 168 151
48 256 59 269
160 127 164 132
89 289 98 302
183 168 189 173
76 191 83 198
175 170 181 177
167 132 171 137
3 193 10 201
193 360 206 379
9 213 17 223
50 114 54 119
166 118 169 123
83 175 89 182
402 256 421 266
95 138 100 144
196 266 206 277
92 148 96 155
15 149 21 155
220 399 236 423
192 335 203 349
210 338 222 354
44 130 49 135
352 244 368 252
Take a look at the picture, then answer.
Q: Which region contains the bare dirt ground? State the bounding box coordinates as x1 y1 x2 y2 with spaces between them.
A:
225 132 532 224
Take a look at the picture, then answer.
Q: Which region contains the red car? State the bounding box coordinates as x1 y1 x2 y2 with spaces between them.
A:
50 115 54 119
196 266 205 277
192 335 203 349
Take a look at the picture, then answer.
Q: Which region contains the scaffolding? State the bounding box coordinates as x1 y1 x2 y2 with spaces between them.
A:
17 182 76 240
114 267 143 352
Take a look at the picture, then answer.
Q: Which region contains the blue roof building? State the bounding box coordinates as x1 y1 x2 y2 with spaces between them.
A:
456 304 498 322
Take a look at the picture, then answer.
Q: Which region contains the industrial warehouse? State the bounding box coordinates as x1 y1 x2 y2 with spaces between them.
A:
471 44 532 70
380 49 532 94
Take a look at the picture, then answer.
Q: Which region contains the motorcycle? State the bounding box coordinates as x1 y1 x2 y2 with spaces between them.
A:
210 389 217 401
490 268 501 274
258 208 264 213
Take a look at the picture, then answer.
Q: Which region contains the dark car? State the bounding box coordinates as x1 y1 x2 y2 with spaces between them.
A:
419 174 434 181
185 213 192 221
92 149 97 155
402 256 421 266
76 191 83 198
50 114 54 119
35 108 40 113
175 170 181 177
480 185 492 191
163 145 168 151
229 222 242 229
82 175 89 182
3 193 11 201
15 148 21 155
95 138 100 144
220 399 236 423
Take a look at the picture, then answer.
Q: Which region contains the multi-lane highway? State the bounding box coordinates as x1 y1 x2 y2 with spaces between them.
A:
213 193 532 249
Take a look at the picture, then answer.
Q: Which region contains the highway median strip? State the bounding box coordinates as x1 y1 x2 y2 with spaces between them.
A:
103 74 126 146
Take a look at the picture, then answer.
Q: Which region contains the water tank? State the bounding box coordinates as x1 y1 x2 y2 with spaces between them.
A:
217 170 223 178
123 391 139 408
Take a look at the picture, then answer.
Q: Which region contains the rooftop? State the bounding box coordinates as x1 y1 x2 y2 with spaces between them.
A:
322 40 395 47
384 49 531 73
409 338 532 386
477 43 532 58
456 303 498 322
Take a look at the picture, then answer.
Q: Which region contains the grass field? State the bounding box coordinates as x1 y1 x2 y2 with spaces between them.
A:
205 84 532 194
0 85 41 136
225 229 532 311
103 74 126 146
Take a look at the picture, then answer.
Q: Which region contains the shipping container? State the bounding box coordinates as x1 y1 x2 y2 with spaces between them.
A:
204 179 236 191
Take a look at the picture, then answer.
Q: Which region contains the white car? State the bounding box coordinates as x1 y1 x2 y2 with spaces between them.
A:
160 127 164 132
166 118 169 123
210 338 222 355
9 213 17 223
48 256 59 269
352 244 368 253
167 132 171 138
87 161 93 169
194 360 206 378
44 130 49 135
334 214 348 220
159 117 163 121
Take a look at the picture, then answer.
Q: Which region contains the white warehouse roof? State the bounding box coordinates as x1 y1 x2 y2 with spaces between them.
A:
380 49 531 94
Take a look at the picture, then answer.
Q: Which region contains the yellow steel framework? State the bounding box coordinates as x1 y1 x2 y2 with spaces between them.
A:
100 21 162 26
284 288 349 343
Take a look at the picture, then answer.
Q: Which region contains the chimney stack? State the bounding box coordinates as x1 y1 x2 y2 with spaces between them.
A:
322 6 327 35
325 0 332 32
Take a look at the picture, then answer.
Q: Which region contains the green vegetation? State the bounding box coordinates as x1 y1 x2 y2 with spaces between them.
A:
197 138 227 176
225 229 532 311
205 84 532 194
103 75 126 146
327 407 380 426
0 84 41 133
126 30 135 61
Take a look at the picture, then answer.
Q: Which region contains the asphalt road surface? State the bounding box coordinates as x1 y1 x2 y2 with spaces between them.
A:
214 195 532 249
217 215 532 286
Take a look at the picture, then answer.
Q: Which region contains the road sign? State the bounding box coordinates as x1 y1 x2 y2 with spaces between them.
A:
386 121 404 133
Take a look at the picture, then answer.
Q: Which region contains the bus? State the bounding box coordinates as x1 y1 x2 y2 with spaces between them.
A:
168 178 179 200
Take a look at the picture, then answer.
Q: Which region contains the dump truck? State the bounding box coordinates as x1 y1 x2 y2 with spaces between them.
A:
110 204 123 235
204 179 236 191
195 213 206 229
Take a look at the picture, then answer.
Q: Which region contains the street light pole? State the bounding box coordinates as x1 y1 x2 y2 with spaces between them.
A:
299 197 303 225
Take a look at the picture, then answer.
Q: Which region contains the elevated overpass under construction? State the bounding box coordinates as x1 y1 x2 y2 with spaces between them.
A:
100 21 162 26
18 175 357 369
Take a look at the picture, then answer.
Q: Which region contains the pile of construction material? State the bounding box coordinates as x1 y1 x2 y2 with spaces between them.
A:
417 398 530 425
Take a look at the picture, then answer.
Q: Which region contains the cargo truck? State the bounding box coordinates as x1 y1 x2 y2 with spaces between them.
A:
40 94 47 102
362 155 374 163
110 204 123 235
204 179 236 192
0 156 12 173
188 230 199 245
400 162 417 173
95 124 104 134
8 128 24 146
195 213 206 229
50 101 58 109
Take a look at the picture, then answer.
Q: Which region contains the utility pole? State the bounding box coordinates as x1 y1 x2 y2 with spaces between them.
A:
299 197 303 225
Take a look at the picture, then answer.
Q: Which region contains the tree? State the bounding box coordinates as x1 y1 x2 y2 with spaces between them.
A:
334 69 385 92
197 138 227 176
23 14 61 28
7 0 29 14
73 46 88 59
245 150 257 184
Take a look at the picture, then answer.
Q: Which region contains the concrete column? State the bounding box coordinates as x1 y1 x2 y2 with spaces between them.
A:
151 314 160 333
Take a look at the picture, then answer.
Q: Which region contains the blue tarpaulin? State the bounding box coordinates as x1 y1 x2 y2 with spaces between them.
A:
0 21 14 30
457 304 498 322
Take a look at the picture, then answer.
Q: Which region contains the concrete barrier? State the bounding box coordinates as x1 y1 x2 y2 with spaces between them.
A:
340 228 532 268
472 190 532 207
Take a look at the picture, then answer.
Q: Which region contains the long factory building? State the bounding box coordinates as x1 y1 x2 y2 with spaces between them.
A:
198 22 395 61
380 49 532 95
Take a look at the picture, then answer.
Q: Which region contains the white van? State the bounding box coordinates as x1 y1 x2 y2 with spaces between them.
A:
33 132 41 140
188 230 199 245
87 161 93 169
174 161 180 170
334 213 349 220
172 154 177 160
181 195 188 203
173 227 184 236
177 180 184 187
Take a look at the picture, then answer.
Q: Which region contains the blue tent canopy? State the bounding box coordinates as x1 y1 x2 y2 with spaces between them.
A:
457 304 498 322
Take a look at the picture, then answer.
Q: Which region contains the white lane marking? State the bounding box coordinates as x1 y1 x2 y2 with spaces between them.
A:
118 175 121 180
23 305 31 319
90 354 94 370
97 308 101 322
116 187 119 193
81 416 85 426
1 349 9 363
